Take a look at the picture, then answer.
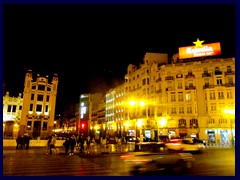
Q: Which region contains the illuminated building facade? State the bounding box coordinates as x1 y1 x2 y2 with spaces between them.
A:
105 51 235 145
19 70 58 139
3 92 23 139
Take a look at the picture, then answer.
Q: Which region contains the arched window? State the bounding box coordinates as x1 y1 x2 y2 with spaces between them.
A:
227 66 232 72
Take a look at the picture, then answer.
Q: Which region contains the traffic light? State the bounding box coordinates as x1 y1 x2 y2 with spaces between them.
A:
81 123 85 129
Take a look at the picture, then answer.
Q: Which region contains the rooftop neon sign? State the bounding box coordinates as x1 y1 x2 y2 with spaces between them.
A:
178 38 221 59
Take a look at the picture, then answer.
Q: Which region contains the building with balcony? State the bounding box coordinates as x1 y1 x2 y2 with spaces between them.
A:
104 52 235 145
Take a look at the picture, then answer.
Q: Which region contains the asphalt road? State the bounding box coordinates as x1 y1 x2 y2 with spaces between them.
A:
3 147 235 176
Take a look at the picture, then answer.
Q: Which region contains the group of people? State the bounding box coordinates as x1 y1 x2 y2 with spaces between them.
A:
16 133 31 150
63 135 96 155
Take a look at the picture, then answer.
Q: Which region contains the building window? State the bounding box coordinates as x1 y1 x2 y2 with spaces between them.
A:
171 93 176 102
31 94 34 100
179 119 186 126
186 93 191 101
47 87 51 91
178 82 183 89
43 122 48 131
12 105 17 113
27 121 32 130
210 104 217 112
216 78 222 85
218 92 224 99
205 105 208 113
7 105 11 112
203 68 208 74
171 107 176 114
36 104 42 112
37 94 44 101
190 119 198 126
210 91 216 100
29 104 33 111
38 85 45 91
147 78 150 85
46 95 50 102
227 91 233 99
19 106 22 110
187 106 192 114
219 118 227 124
215 67 222 75
207 118 215 124
142 79 146 85
32 86 36 89
227 66 232 72
227 77 233 85
179 106 184 114
45 105 48 112
178 92 183 102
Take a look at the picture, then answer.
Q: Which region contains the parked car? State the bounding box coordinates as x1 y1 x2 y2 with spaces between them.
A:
165 139 205 153
121 151 194 176
125 136 136 142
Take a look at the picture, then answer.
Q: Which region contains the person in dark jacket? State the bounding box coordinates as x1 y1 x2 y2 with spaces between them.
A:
78 135 85 153
69 135 76 155
63 137 70 155
23 133 31 149
16 135 23 149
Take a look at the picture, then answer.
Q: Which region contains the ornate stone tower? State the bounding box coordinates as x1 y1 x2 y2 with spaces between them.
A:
19 70 58 139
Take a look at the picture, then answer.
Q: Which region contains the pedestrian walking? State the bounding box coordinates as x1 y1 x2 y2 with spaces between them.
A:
16 135 23 150
63 137 70 155
49 134 56 155
46 135 52 154
23 133 31 150
117 137 122 151
86 136 91 153
69 134 76 155
78 135 85 154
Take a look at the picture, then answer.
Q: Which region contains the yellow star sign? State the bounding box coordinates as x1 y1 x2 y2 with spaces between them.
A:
193 38 205 48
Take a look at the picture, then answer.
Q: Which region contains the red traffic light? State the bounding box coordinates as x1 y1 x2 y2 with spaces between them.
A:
81 123 85 129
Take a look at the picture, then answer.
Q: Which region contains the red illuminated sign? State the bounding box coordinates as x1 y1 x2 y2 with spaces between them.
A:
179 39 221 59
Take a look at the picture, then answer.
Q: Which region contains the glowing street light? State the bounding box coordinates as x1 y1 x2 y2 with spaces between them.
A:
128 99 146 138
223 108 235 146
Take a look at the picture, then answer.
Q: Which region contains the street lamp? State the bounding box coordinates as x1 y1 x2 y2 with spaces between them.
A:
223 108 235 147
128 100 146 138
158 117 167 135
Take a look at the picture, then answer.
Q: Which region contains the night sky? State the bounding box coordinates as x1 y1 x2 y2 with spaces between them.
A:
3 4 235 115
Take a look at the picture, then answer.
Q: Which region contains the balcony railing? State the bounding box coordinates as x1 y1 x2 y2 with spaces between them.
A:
186 74 195 79
202 73 211 77
165 76 174 81
185 86 196 90
214 71 222 75
225 71 235 75
225 83 235 87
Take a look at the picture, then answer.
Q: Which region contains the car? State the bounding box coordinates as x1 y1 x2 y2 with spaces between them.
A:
165 139 205 153
121 151 194 176
125 136 137 142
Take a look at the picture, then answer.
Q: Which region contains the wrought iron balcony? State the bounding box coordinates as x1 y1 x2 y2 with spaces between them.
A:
185 86 196 90
165 76 174 81
225 71 235 75
202 73 211 77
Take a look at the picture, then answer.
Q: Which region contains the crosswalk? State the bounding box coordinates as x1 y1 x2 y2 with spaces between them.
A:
3 152 123 176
